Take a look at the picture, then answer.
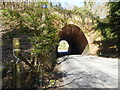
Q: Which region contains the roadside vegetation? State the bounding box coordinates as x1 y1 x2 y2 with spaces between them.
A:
1 2 62 89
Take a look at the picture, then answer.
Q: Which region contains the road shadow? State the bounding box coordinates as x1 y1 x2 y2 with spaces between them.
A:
51 70 118 89
56 55 76 65
52 55 118 89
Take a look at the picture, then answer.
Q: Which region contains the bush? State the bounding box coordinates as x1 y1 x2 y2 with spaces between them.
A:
2 2 61 88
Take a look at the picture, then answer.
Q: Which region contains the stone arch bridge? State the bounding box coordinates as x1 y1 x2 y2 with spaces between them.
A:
52 10 101 55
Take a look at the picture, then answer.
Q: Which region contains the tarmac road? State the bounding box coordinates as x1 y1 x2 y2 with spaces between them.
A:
57 55 118 88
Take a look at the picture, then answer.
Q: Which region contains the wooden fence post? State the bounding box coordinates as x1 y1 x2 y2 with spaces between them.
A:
13 38 21 88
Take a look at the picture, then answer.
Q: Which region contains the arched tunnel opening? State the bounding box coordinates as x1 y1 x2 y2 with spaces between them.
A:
57 40 70 55
57 24 89 57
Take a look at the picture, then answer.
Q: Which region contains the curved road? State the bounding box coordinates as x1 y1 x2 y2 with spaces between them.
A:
57 55 118 88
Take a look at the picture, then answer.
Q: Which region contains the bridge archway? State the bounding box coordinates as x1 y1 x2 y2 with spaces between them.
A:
57 24 89 56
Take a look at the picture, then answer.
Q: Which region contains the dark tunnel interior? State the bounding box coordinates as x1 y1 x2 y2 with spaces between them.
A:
57 24 88 57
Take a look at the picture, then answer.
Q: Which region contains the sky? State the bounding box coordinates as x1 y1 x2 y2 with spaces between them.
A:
48 0 110 9
48 0 110 18
49 0 84 9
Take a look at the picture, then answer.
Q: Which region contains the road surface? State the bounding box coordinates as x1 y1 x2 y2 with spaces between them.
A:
57 55 118 88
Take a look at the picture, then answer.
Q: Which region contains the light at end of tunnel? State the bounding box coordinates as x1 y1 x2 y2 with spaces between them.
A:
58 40 69 52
